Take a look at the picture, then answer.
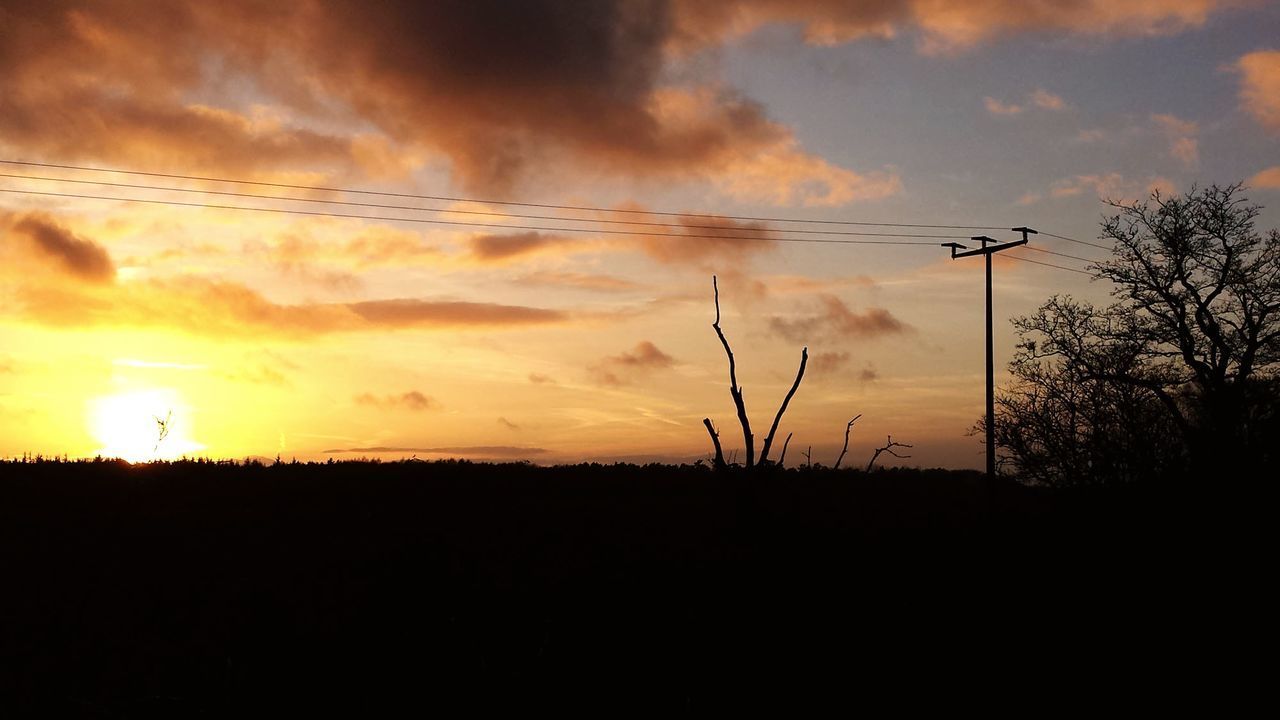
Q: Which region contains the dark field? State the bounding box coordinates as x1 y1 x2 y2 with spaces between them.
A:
0 459 1262 714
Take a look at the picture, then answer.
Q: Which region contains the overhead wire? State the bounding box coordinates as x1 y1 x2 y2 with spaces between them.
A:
0 188 962 245
0 171 972 239
0 158 1106 278
0 158 1008 230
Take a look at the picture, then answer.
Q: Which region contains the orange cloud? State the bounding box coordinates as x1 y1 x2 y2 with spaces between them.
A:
768 295 911 343
0 1 894 203
1151 113 1199 168
5 212 115 283
354 391 435 412
634 213 778 265
8 274 569 338
588 341 677 386
513 271 643 292
467 232 576 263
984 97 1024 116
1237 49 1280 133
672 0 1239 53
1249 166 1280 188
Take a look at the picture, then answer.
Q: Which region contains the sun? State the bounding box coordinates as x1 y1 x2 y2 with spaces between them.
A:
89 388 204 462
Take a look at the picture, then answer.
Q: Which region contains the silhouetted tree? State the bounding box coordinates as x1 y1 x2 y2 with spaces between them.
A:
866 435 912 473
703 276 807 469
997 184 1280 484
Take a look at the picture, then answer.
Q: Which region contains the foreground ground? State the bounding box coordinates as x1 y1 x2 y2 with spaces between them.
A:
0 459 1264 713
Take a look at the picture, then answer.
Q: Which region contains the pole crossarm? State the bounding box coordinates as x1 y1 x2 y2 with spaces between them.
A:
950 238 1027 258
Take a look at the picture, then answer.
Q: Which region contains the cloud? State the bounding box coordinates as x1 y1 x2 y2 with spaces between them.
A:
497 417 521 431
1029 89 1067 111
346 299 567 328
1237 49 1280 134
768 295 911 343
0 1 895 203
468 232 576 263
1249 166 1280 188
6 213 115 283
634 212 779 265
809 351 851 375
672 0 1238 53
984 97 1023 116
528 373 558 384
513 271 643 292
985 89 1068 117
354 391 435 411
1048 173 1176 203
1151 113 1199 168
8 272 569 338
588 340 676 386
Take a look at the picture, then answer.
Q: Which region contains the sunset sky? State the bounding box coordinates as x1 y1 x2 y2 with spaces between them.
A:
2 0 1279 468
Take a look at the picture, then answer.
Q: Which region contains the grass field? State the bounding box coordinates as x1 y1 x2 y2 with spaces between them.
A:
0 458 1260 713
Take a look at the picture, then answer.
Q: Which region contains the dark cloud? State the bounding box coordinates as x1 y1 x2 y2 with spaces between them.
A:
636 214 777 265
497 417 521 431
468 232 574 263
588 340 676 386
0 1 895 200
769 295 910 343
347 299 566 328
10 275 569 337
10 213 115 282
354 391 435 412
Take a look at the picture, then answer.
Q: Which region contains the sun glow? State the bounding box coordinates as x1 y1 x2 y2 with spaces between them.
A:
89 388 204 462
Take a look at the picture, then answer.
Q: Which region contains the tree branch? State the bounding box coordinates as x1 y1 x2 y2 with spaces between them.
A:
712 276 754 468
759 346 807 465
832 414 861 469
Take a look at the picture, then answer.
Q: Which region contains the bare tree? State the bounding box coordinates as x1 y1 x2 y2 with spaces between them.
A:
832 414 862 469
999 183 1280 483
704 276 808 469
866 435 913 473
153 410 173 455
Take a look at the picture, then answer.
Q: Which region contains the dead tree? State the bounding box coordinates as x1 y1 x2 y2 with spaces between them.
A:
703 276 808 470
702 418 726 469
778 432 793 467
153 410 172 454
866 435 913 472
832 414 862 469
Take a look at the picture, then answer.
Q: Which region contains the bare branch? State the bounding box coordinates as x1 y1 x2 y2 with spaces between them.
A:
702 418 726 470
711 276 755 468
759 346 807 465
832 414 862 469
778 432 793 467
866 435 913 473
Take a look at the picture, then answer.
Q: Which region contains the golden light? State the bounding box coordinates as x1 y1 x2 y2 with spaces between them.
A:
88 388 204 462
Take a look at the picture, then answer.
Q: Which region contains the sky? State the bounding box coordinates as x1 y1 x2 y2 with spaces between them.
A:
1 0 1279 468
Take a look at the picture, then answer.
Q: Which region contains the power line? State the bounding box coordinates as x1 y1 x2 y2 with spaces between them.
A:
0 171 970 240
0 158 1008 231
1005 252 1095 275
1041 230 1113 252
0 187 961 245
1021 245 1104 264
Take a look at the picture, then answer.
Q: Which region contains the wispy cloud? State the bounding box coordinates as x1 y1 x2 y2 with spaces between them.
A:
768 296 911 344
354 391 435 412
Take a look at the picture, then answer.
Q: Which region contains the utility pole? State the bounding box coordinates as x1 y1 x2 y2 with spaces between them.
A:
942 227 1036 479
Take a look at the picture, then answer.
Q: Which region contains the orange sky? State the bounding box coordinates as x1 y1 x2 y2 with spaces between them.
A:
2 1 1278 467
